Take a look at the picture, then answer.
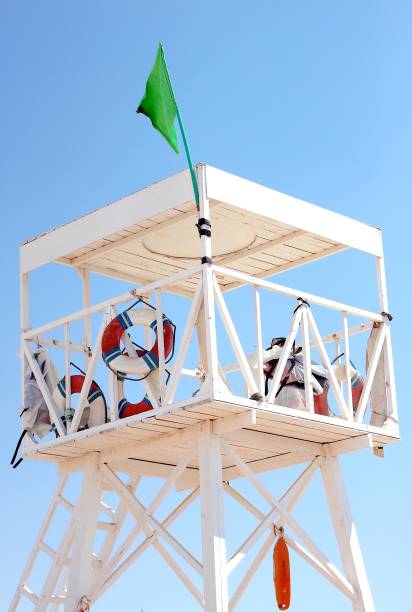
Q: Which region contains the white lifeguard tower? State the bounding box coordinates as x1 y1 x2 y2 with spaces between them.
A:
10 164 398 611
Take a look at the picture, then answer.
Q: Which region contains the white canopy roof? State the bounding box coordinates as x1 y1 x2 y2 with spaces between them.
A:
20 164 382 295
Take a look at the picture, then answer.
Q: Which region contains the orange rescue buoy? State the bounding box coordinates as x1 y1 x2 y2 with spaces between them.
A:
273 535 291 610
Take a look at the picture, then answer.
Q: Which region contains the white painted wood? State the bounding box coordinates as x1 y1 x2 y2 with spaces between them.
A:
227 457 320 575
64 454 102 611
321 455 375 611
342 314 354 418
198 422 228 612
301 308 314 413
327 435 374 457
79 268 91 369
69 314 107 433
221 440 351 589
32 335 88 354
285 534 355 600
72 205 204 266
20 169 194 273
102 466 202 575
222 244 348 290
212 410 256 435
164 280 203 405
93 448 195 595
205 165 383 256
217 229 307 267
375 255 398 424
229 533 275 611
213 277 259 396
198 165 220 398
306 309 351 420
94 507 203 606
355 324 386 423
23 341 66 436
83 263 193 298
64 323 71 419
267 307 303 403
92 487 200 601
98 476 140 571
37 521 75 612
253 286 265 397
19 272 30 437
8 478 68 612
213 265 384 323
155 289 166 405
23 266 201 340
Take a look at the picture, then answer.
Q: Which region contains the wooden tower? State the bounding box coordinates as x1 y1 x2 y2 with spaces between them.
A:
10 164 398 611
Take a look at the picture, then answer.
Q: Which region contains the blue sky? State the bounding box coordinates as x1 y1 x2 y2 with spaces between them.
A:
1 1 411 610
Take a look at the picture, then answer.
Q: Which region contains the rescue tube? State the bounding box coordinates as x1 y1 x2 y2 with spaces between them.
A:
53 375 107 428
273 536 291 610
101 307 174 376
313 383 332 416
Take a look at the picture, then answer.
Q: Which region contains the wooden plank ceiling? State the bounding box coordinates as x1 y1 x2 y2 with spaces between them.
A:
57 200 346 295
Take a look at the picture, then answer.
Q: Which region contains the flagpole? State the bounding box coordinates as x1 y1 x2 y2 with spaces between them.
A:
161 45 200 208
175 108 199 207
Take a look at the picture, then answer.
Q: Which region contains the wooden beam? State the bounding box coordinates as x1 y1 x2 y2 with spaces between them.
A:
214 265 384 323
71 206 205 266
221 244 348 292
216 229 307 267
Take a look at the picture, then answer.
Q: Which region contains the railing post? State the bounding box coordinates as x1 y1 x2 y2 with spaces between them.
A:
375 256 398 425
197 164 220 397
79 268 92 369
20 271 30 430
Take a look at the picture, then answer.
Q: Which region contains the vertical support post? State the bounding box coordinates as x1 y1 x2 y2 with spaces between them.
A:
64 454 102 612
301 308 314 413
321 455 375 612
253 286 264 398
20 272 30 412
197 164 219 397
155 288 165 405
375 256 398 423
342 314 353 419
198 422 228 612
334 337 343 394
79 268 92 369
107 307 119 422
64 323 71 422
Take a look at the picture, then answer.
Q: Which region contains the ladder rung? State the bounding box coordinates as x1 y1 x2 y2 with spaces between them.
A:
58 495 75 512
40 540 56 559
21 585 39 604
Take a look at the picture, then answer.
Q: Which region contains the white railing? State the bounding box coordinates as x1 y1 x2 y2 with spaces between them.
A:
211 266 397 428
21 263 398 443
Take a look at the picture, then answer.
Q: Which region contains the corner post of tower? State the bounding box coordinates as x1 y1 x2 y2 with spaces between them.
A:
198 421 229 612
320 454 375 612
196 163 220 398
375 253 398 425
64 453 102 612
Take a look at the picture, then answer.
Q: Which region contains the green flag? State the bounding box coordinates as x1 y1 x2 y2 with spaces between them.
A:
137 44 179 153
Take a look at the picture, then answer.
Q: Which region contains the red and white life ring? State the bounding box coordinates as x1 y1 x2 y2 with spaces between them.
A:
52 374 107 429
101 307 174 376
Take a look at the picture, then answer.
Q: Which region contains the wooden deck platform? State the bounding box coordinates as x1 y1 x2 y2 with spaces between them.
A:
24 396 400 488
